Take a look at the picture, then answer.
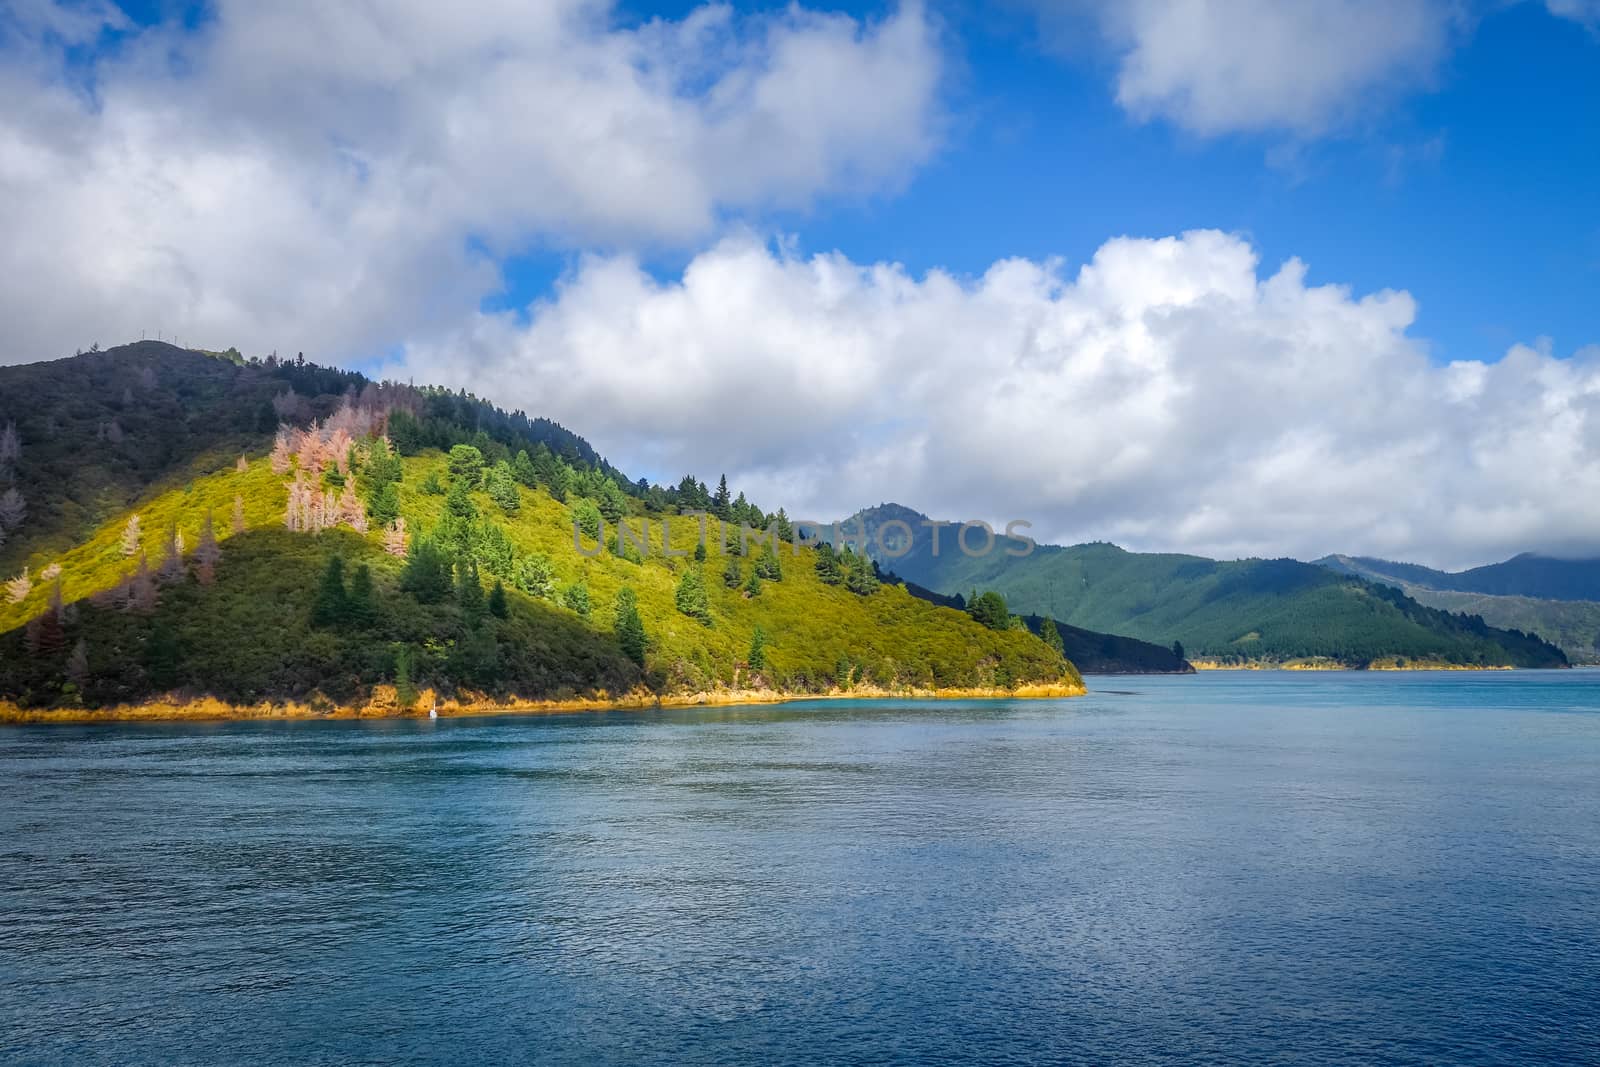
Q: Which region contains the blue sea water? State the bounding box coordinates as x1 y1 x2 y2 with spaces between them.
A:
2 671 1599 1066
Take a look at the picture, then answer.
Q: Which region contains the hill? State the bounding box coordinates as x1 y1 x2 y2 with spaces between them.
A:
0 347 1082 716
895 578 1193 674
833 505 1568 670
1317 554 1600 664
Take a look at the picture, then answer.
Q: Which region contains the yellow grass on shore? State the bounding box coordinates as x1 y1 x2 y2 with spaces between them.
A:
0 680 1087 725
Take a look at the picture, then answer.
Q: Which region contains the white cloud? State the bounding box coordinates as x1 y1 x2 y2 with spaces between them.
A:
0 0 941 361
387 230 1600 569
1062 0 1461 136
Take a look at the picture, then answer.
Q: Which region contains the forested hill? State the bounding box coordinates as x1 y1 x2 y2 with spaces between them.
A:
1317 553 1600 664
895 578 1193 674
1318 553 1600 601
0 341 618 573
0 344 1082 714
838 505 1568 669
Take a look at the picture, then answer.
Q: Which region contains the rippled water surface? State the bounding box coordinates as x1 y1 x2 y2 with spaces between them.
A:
4 672 1600 1065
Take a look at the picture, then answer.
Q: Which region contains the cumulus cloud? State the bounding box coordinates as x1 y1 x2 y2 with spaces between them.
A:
387 230 1600 569
1045 0 1462 136
0 0 940 361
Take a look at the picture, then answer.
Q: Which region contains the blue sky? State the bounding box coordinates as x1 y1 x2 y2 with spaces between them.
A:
479 0 1598 366
2 0 1597 565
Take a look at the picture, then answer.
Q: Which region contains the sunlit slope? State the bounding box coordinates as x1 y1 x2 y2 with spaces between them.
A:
1 451 1079 709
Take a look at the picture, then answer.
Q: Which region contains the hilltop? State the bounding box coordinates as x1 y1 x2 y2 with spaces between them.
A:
836 505 1568 670
0 344 1081 717
1318 554 1600 664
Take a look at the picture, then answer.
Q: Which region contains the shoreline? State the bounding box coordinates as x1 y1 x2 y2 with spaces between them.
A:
0 680 1088 726
1190 659 1523 672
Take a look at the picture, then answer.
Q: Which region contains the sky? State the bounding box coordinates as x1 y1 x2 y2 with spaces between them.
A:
0 0 1596 569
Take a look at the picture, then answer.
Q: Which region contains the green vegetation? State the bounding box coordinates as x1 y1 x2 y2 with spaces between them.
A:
853 504 1567 669
1319 554 1600 664
0 351 1080 710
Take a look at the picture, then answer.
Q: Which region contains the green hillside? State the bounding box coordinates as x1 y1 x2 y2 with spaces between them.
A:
1318 555 1600 664
0 350 1080 713
839 505 1568 669
1319 552 1600 602
896 577 1193 674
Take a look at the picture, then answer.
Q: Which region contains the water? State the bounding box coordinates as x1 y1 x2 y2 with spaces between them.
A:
3 672 1599 1065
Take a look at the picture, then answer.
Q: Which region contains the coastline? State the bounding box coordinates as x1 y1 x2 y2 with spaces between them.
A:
0 680 1088 726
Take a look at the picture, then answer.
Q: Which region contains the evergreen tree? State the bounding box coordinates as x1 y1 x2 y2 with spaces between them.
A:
675 568 712 625
447 443 485 484
844 551 879 596
488 580 509 619
143 622 181 690
473 522 516 578
401 537 453 603
66 638 90 693
967 590 1010 630
1172 640 1186 662
1040 617 1065 655
573 498 602 541
613 587 647 665
420 470 446 495
748 626 769 672
815 543 842 585
444 477 478 522
597 479 628 523
512 449 538 487
743 569 762 598
723 556 742 589
456 559 486 627
755 550 783 581
393 644 417 708
516 552 556 599
346 563 378 627
310 556 348 626
486 461 521 514
562 581 592 617
712 474 731 519
368 481 401 526
693 540 707 563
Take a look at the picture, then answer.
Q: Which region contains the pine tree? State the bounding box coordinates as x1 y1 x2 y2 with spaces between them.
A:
693 540 707 563
743 570 762 598
613 587 647 665
1172 641 1186 662
675 568 712 625
723 556 742 589
347 563 378 627
755 550 783 582
488 580 509 619
447 444 485 484
562 581 591 617
844 551 879 596
712 474 731 519
573 498 602 542
311 556 348 626
967 590 1010 630
748 626 769 672
515 552 556 599
393 644 418 708
120 513 142 557
512 449 538 487
456 559 486 627
401 537 452 603
815 543 842 585
1040 617 1065 655
486 461 521 515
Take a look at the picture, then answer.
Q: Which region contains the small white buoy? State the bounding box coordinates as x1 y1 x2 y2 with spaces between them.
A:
428 703 438 719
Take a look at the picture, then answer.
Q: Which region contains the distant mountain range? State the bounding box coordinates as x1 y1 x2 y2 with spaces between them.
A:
833 505 1569 670
1315 554 1600 664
